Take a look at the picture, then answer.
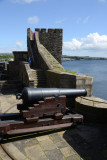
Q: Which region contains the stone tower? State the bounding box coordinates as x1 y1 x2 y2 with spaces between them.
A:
35 28 63 64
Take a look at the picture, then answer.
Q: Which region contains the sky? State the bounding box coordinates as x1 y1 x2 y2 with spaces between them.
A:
0 0 107 57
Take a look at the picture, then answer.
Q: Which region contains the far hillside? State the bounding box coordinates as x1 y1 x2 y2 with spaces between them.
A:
0 53 14 62
62 55 107 61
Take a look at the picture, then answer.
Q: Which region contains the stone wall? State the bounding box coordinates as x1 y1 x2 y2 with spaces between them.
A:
27 28 63 71
8 61 34 87
35 28 62 64
46 70 93 97
19 62 34 87
13 51 28 62
8 61 20 80
75 96 107 122
27 28 93 97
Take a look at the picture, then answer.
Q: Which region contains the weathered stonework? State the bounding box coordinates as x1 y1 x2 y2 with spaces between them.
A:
8 61 34 87
35 28 63 64
13 51 28 62
27 28 93 97
46 70 93 97
75 96 107 122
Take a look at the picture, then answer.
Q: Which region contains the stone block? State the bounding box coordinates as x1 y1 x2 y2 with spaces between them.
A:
25 145 48 160
56 141 68 149
60 146 76 157
5 143 29 160
85 77 93 85
45 149 65 160
75 96 107 122
48 29 55 33
36 135 50 142
39 139 57 151
50 133 63 143
41 29 47 33
67 155 80 160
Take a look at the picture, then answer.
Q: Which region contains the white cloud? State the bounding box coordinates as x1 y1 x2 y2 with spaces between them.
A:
83 16 90 24
27 16 39 24
64 39 81 50
76 17 81 24
16 41 24 47
0 40 27 53
99 0 106 2
56 19 65 24
63 33 107 57
10 0 42 3
0 47 27 53
76 16 90 24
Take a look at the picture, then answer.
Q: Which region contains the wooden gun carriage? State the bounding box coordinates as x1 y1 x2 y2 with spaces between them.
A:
0 88 87 140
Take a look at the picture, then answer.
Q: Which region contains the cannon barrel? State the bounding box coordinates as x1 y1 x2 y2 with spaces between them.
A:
17 88 87 105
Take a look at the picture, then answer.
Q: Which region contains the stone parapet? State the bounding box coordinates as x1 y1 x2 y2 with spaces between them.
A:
13 51 28 62
8 61 34 87
19 61 34 87
75 96 107 122
46 70 93 97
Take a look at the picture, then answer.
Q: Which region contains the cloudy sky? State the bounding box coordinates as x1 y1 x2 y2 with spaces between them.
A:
0 0 107 57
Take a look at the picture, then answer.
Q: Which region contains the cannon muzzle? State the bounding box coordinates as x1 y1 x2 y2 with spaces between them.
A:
17 88 87 105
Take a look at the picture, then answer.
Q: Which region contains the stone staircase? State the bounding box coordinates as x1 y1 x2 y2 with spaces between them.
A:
31 69 47 88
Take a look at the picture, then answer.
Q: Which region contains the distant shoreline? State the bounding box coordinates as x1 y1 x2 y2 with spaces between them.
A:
62 56 107 61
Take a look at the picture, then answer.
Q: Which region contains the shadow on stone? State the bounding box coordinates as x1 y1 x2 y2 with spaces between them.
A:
63 122 107 160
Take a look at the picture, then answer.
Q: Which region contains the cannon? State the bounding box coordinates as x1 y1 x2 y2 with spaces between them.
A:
16 87 87 106
0 88 87 140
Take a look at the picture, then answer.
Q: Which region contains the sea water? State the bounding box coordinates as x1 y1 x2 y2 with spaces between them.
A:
62 60 107 100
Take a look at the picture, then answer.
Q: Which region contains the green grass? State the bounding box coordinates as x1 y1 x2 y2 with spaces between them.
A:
41 44 77 74
0 54 14 61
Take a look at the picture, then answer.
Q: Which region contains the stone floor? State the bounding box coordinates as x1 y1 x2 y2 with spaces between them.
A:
0 92 107 160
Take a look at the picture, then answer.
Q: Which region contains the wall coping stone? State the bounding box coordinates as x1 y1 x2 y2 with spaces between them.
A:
75 96 107 122
76 96 107 108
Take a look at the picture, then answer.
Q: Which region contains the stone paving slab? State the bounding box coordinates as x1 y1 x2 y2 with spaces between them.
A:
45 148 65 160
25 145 48 160
0 146 11 160
4 143 29 160
0 93 107 160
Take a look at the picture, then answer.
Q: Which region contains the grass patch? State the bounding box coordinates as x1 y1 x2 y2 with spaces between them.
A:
41 44 77 74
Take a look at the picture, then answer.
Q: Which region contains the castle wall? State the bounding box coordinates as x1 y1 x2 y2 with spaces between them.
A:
27 28 93 98
35 28 62 64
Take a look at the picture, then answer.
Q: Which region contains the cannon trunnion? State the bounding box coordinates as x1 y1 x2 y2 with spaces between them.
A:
0 88 87 140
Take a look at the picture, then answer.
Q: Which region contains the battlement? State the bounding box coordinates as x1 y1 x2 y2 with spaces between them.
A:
35 28 62 34
35 28 63 64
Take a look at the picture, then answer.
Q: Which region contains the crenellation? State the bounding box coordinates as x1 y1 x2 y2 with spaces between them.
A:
54 29 63 33
48 29 55 33
40 29 47 33
35 28 41 32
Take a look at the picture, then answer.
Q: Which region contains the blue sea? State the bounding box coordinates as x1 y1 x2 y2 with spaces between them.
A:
62 60 107 100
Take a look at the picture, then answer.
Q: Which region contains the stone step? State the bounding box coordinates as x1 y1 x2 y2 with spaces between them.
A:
32 71 44 73
34 85 46 88
33 73 45 76
32 74 45 77
34 80 46 82
31 69 47 88
33 76 46 78
34 82 46 85
33 79 46 82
